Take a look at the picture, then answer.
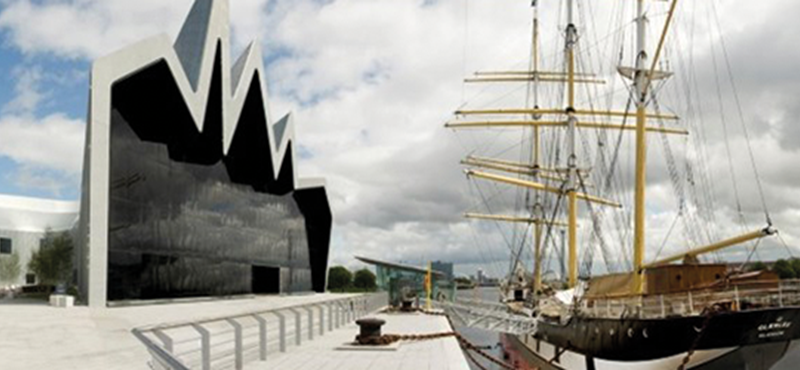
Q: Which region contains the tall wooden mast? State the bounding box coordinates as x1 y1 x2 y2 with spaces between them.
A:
451 0 777 300
632 0 649 294
531 1 544 294
565 0 579 288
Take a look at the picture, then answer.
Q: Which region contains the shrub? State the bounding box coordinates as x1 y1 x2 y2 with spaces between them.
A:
28 230 73 286
353 268 377 291
791 259 800 278
773 259 795 279
749 261 767 272
327 266 352 292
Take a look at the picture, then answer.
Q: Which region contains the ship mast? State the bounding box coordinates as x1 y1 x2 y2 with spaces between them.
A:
530 1 544 294
632 0 649 295
451 0 777 300
628 0 775 293
565 0 579 288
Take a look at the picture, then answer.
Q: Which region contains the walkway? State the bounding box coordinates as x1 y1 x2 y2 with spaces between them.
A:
0 293 359 370
252 311 470 370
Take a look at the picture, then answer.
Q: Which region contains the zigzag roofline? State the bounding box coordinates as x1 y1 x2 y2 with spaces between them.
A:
79 0 328 306
89 0 318 190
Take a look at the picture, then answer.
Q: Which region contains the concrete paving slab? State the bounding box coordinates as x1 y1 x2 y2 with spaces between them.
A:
246 311 471 370
0 293 359 370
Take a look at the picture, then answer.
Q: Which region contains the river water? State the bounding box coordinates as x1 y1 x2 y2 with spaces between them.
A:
454 287 800 370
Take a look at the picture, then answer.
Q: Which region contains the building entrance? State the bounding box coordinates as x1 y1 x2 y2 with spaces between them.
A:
252 266 280 294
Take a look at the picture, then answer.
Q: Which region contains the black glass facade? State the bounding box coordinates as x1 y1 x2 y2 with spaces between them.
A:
105 44 330 301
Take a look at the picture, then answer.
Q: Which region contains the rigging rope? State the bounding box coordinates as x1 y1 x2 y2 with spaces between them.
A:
577 172 616 276
737 237 763 273
777 232 796 259
540 184 567 283
466 179 511 279
708 8 750 248
653 212 680 262
710 0 771 225
461 0 468 104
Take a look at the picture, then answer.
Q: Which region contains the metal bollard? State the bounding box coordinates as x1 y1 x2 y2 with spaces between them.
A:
355 318 387 345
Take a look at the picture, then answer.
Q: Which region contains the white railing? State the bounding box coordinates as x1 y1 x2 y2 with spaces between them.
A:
583 280 800 319
433 298 538 335
132 293 388 370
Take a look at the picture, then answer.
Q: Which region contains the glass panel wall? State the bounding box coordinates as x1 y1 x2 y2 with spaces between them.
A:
106 56 315 300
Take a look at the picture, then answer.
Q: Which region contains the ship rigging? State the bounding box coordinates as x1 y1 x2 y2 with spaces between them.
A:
441 0 799 368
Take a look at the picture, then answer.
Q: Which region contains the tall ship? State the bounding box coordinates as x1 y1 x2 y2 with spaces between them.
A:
446 0 800 369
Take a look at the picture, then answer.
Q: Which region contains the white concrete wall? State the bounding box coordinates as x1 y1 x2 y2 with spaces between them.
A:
0 195 79 288
0 228 44 286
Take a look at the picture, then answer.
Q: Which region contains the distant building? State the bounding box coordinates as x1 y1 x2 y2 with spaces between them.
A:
477 268 485 285
431 261 453 280
355 256 452 305
0 195 79 287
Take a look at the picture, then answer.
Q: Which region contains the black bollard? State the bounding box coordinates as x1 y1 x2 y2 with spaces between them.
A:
401 299 414 312
355 318 386 345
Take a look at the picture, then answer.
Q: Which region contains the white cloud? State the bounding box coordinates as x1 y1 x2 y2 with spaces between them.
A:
0 113 84 174
0 0 280 61
0 0 798 275
1 66 43 114
0 0 192 59
0 63 85 197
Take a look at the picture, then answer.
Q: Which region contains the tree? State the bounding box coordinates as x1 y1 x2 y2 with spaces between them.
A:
353 268 377 291
791 259 800 278
454 276 474 289
327 266 352 292
749 261 767 272
28 230 74 286
773 259 795 279
0 250 22 285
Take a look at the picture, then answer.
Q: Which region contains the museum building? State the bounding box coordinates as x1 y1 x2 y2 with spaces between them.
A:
1 0 333 307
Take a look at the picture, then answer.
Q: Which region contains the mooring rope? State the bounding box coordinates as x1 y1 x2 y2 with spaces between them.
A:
375 307 520 369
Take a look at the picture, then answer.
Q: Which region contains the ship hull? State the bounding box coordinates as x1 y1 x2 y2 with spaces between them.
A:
503 334 798 370
502 307 800 369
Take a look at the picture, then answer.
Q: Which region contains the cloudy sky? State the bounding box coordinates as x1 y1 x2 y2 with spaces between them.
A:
0 0 797 279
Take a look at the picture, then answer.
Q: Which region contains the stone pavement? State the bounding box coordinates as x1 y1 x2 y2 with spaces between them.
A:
251 311 471 370
0 293 359 370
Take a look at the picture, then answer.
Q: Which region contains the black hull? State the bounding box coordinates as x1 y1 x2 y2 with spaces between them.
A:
534 307 800 361
504 332 797 370
692 341 794 370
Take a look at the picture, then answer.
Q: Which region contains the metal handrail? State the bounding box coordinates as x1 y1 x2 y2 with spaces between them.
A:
138 295 360 332
131 292 388 370
132 328 191 370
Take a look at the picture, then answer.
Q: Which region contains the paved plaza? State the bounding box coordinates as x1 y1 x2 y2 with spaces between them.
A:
251 311 470 370
0 294 360 370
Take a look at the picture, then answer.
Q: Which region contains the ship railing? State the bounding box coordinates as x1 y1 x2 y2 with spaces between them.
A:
433 298 538 335
131 292 388 370
453 296 510 310
582 280 800 319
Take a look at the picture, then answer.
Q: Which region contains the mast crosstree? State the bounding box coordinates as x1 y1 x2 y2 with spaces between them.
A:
450 0 776 298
